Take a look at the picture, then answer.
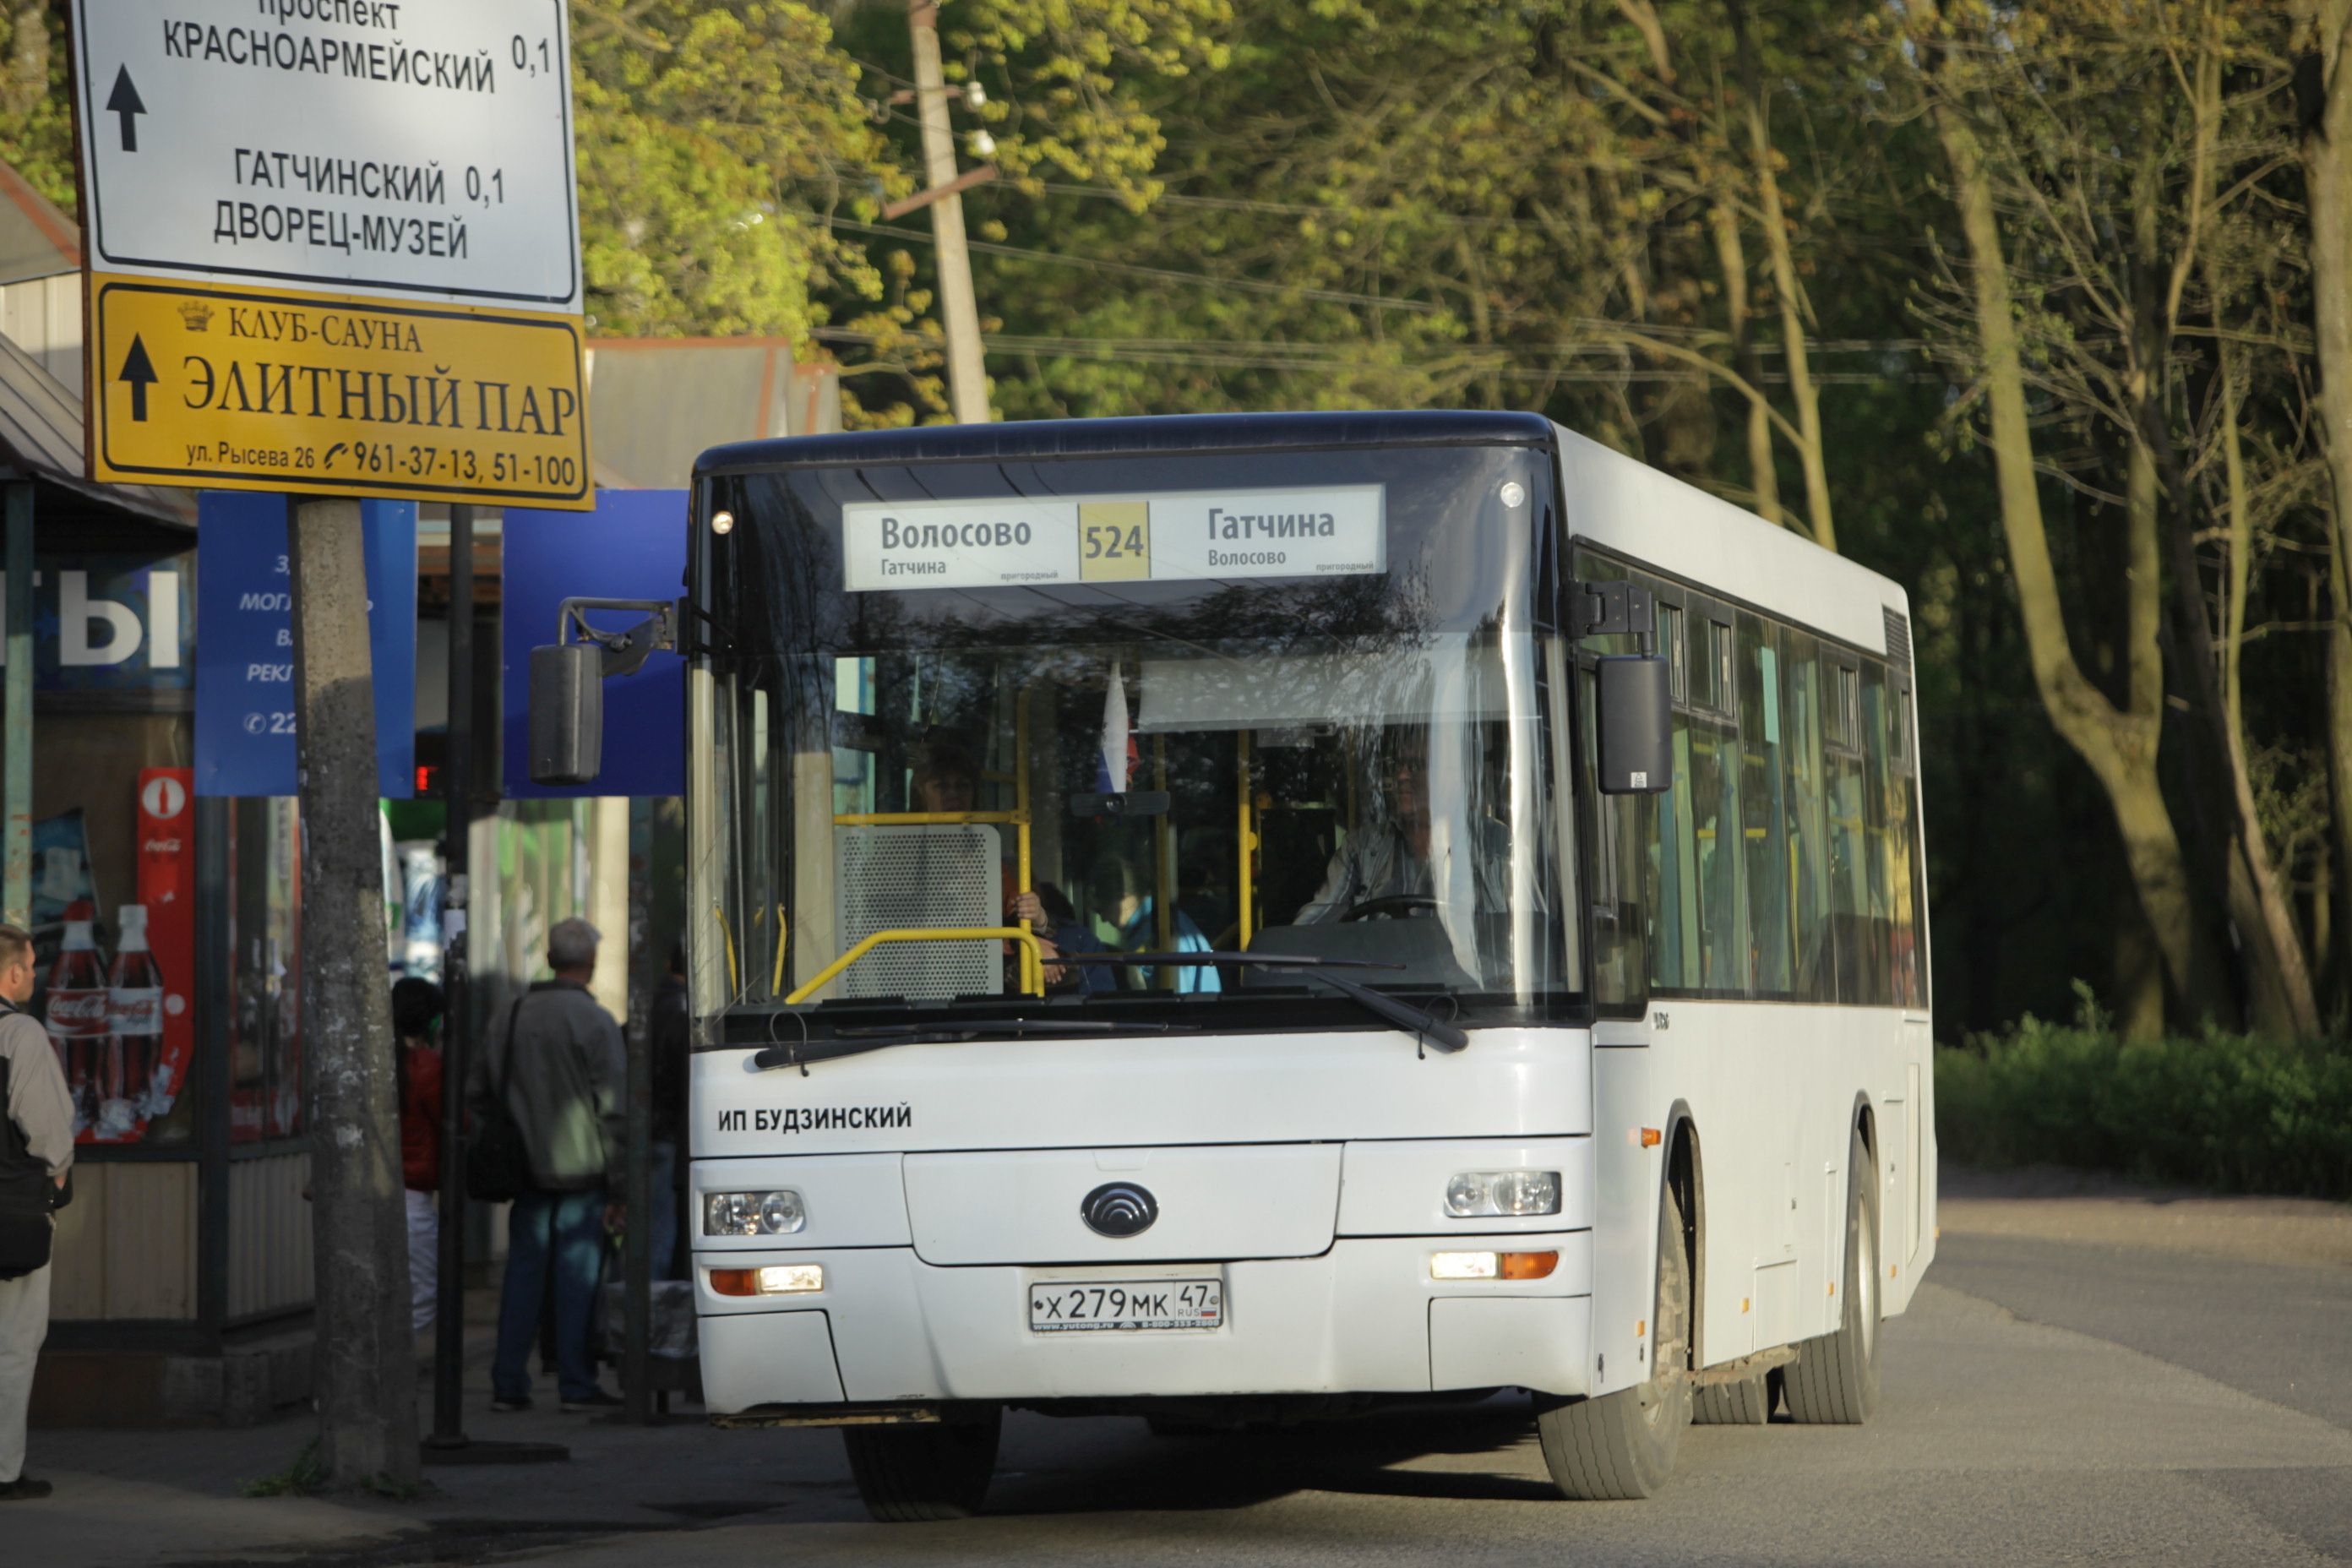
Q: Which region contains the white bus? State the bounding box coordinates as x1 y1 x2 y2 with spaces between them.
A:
533 410 1936 1519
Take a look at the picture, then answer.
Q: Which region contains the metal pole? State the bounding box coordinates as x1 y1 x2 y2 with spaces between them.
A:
3 482 32 926
429 504 474 1449
622 956 651 1422
907 0 989 423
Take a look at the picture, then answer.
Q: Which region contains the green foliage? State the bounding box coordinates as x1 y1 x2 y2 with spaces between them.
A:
0 1 80 211
1936 985 2352 1200
242 1440 330 1497
571 3 890 342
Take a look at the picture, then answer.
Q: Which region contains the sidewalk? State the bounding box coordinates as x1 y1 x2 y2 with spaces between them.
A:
11 1288 858 1567
1939 1162 2352 1269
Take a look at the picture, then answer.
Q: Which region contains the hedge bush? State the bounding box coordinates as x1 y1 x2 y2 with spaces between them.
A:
1935 986 2352 1201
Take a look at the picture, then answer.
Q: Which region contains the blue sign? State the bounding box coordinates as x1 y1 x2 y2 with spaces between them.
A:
502 491 686 799
4 554 194 692
194 493 418 798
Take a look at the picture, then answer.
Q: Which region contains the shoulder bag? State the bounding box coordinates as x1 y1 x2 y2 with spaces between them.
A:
0 1054 53 1279
464 998 534 1203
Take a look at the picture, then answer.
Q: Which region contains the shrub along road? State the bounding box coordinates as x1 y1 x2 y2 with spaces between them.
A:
19 1168 2351 1568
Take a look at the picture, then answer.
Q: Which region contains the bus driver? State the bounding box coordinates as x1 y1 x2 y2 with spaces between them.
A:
1293 731 1511 924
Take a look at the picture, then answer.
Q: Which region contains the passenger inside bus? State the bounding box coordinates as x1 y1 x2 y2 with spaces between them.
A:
1089 855 1220 993
1292 729 1511 924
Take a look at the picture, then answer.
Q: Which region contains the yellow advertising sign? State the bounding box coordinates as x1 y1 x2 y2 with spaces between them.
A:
87 274 591 509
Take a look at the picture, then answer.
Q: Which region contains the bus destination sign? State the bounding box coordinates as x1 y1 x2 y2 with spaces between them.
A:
841 485 1386 592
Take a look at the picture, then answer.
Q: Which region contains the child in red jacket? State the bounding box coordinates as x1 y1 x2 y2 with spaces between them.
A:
394 977 445 1342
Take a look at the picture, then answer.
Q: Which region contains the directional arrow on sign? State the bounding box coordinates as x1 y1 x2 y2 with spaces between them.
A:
106 67 145 152
117 335 156 422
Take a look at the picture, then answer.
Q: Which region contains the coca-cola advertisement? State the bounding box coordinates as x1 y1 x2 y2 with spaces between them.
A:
28 774 201 1144
132 768 198 1143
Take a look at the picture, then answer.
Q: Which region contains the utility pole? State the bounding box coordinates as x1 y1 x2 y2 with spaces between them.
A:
430 503 474 1452
286 497 419 1489
906 0 990 423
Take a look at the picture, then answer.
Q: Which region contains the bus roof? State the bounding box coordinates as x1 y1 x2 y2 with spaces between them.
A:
694 409 1554 476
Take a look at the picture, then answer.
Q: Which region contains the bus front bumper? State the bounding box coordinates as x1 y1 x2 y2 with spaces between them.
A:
695 1233 1593 1413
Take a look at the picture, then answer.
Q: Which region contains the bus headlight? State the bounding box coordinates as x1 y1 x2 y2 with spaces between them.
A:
1445 1170 1561 1218
705 1190 807 1236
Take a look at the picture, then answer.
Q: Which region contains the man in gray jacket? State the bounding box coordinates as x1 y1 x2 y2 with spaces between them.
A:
0 923 71 1500
470 917 626 1413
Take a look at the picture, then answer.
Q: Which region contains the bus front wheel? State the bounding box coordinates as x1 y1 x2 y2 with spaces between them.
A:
841 1407 1003 1522
1535 1180 1692 1500
1783 1128 1882 1424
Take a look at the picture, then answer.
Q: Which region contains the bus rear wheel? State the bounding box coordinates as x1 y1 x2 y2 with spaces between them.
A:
1535 1181 1691 1500
1783 1129 1882 1425
1692 1369 1776 1425
841 1407 1003 1522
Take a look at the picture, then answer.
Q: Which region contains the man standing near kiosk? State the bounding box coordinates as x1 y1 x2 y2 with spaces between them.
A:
0 923 72 1501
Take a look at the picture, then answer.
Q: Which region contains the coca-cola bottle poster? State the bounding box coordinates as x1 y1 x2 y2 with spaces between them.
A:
27 779 199 1144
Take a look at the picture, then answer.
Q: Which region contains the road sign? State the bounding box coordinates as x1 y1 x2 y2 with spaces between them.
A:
88 275 590 507
69 0 580 311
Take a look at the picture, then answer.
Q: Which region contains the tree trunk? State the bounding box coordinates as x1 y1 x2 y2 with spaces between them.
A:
1927 87 2205 1016
288 498 418 1489
1709 195 1784 528
1730 0 1834 552
2114 883 2164 1043
2139 402 2323 1037
2330 539 2352 1011
2296 0 2352 1018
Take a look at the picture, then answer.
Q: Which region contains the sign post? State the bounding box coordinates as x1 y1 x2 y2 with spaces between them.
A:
72 0 592 1486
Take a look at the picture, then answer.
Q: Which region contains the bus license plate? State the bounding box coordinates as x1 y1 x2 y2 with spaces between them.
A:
1028 1278 1224 1333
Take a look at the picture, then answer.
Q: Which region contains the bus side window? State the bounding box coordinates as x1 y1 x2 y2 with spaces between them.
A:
1824 660 1875 1005
1862 663 1898 1008
1780 631 1834 1004
1686 666 1741 993
1894 684 1927 1009
1739 612 1793 996
1580 663 1647 1007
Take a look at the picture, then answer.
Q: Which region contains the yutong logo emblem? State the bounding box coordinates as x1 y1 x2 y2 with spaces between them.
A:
1080 1182 1157 1239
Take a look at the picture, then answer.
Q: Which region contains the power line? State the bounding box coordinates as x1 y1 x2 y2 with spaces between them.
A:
830 215 1445 315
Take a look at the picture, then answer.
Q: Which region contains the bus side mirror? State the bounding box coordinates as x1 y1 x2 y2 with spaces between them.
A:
527 597 681 787
1598 656 1672 794
530 644 605 785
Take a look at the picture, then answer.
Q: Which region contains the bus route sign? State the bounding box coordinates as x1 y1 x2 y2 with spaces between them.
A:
70 0 591 506
88 275 589 507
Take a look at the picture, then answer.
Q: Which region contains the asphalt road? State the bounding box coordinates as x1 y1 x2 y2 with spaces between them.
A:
493 1226 2352 1568
30 1186 2333 1568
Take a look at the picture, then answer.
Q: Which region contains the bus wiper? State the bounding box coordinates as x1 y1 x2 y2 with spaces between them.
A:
751 1017 1173 1070
1078 954 1470 1054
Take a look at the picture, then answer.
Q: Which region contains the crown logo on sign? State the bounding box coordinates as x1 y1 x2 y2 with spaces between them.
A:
177 301 213 332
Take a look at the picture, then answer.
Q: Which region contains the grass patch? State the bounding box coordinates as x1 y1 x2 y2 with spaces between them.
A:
242 1439 329 1497
242 1438 426 1500
1936 984 2352 1201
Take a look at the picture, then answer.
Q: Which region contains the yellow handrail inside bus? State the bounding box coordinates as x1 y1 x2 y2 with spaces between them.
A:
771 903 789 997
714 902 738 994
1237 729 1255 949
825 695 1043 993
784 926 1045 1006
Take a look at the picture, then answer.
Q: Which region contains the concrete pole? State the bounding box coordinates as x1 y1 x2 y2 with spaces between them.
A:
287 496 419 1489
908 0 990 423
3 483 31 927
429 503 474 1450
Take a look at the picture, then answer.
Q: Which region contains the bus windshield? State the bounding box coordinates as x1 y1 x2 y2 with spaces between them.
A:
697 438 1580 1038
